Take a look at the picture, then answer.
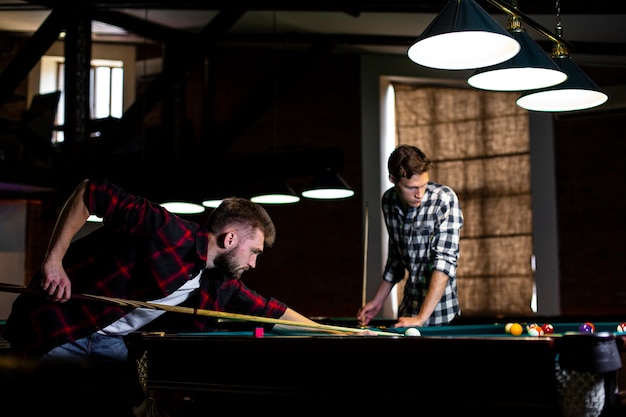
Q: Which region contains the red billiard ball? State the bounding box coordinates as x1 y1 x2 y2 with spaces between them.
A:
579 322 595 333
541 323 555 335
617 323 626 333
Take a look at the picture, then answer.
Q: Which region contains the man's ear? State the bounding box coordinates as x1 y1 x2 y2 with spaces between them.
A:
216 231 237 249
223 231 238 249
389 174 396 184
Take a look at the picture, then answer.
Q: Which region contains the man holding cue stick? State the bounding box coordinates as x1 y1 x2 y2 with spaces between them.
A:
3 178 373 364
358 145 463 328
0 282 395 335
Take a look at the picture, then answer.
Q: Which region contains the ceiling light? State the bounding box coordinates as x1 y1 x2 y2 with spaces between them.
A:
467 15 567 91
249 12 301 206
251 178 300 205
516 43 608 112
160 201 206 214
201 199 224 209
302 169 355 200
407 0 520 70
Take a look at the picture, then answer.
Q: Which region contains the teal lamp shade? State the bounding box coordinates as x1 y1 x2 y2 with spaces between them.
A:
302 170 355 200
467 28 567 91
407 0 520 70
516 55 608 112
251 178 300 204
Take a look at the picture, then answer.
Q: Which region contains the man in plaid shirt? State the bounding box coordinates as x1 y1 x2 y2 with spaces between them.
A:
358 144 463 328
3 178 322 361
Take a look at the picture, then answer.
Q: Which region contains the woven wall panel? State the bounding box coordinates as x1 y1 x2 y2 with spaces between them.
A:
457 236 533 277
458 275 535 315
459 194 532 237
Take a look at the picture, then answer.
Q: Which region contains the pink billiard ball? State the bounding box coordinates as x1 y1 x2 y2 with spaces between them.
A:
579 322 595 333
541 323 555 335
617 323 626 333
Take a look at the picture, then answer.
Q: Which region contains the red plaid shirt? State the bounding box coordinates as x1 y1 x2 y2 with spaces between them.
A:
3 179 287 357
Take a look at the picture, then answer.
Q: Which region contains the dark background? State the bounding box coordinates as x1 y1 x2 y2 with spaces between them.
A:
1 1 625 319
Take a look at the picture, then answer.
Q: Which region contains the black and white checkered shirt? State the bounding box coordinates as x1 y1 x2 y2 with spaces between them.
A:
381 182 464 325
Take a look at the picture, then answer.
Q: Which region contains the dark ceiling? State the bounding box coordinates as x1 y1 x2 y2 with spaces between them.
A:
12 0 626 14
0 0 625 199
2 1 626 57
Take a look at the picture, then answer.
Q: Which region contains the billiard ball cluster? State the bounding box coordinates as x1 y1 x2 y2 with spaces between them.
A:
504 321 614 336
504 322 551 336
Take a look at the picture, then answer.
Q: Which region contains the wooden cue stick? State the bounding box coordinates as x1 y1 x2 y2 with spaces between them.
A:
0 282 400 337
362 201 369 307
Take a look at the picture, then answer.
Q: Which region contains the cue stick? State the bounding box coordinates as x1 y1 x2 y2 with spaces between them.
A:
362 201 369 307
0 282 400 337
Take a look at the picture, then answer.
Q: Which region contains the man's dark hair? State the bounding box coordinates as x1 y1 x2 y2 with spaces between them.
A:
207 197 276 247
388 144 433 180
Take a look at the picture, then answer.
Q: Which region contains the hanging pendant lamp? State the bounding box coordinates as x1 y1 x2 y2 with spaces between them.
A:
251 178 300 204
467 16 567 91
407 0 520 70
160 201 206 215
302 169 355 200
516 44 608 112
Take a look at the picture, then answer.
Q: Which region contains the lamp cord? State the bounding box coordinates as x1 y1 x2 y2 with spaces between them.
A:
552 0 567 56
271 8 278 154
555 0 562 37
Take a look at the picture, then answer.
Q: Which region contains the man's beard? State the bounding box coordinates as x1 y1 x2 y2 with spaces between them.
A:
214 249 242 278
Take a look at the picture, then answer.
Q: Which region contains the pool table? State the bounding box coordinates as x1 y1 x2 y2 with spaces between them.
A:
127 319 626 416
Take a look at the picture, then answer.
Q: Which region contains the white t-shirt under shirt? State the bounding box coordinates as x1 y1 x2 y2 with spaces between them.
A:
98 272 202 336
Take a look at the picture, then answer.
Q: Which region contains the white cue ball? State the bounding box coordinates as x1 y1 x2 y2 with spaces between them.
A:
404 327 421 336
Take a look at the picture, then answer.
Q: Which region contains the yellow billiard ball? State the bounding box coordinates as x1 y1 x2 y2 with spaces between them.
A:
509 323 523 336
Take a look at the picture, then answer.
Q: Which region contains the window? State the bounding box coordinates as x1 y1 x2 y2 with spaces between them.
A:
39 55 124 143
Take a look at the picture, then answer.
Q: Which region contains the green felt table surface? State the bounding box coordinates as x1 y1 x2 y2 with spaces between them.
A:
173 320 626 338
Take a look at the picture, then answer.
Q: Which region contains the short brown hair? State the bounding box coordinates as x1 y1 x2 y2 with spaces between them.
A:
207 198 276 247
388 144 433 180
